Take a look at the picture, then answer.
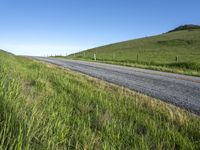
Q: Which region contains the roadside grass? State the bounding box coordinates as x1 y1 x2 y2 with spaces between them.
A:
65 29 200 76
0 50 200 149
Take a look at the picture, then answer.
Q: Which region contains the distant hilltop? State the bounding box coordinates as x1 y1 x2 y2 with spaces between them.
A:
168 24 200 32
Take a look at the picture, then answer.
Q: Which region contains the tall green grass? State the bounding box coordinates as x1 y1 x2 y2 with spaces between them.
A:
0 50 200 149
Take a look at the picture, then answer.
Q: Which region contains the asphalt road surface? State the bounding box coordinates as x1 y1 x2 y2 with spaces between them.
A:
33 57 200 115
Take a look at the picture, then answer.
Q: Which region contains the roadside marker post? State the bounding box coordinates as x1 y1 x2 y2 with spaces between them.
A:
176 56 179 62
94 54 96 61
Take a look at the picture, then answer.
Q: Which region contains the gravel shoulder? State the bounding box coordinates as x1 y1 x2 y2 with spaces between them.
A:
33 57 200 115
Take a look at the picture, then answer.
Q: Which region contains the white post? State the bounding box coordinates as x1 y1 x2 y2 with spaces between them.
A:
176 56 179 62
94 54 96 61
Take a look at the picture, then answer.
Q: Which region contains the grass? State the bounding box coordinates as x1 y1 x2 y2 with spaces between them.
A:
0 50 200 149
65 29 200 76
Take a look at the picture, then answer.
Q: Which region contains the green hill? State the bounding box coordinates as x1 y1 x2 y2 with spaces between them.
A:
168 24 200 32
67 26 200 76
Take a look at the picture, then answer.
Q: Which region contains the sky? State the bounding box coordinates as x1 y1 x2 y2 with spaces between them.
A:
0 0 200 56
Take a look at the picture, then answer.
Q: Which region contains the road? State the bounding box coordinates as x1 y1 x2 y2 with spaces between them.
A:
33 57 200 115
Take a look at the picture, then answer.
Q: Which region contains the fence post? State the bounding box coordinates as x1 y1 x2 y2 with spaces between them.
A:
113 53 115 59
94 54 96 61
176 56 179 63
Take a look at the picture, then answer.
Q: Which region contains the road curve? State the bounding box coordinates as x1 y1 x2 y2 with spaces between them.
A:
33 57 200 115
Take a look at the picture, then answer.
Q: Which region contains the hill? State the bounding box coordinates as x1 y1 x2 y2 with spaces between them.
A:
67 27 200 76
168 24 200 32
1 50 200 149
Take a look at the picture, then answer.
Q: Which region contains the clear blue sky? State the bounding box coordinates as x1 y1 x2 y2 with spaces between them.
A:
0 0 200 56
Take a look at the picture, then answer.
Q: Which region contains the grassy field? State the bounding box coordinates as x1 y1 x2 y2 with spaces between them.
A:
66 28 200 76
1 50 200 149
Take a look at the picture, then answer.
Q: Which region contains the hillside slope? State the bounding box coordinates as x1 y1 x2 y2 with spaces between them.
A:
168 24 200 32
68 28 200 76
1 50 200 149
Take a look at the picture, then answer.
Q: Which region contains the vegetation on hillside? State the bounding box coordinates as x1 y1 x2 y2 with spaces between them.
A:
66 27 200 76
0 50 200 149
168 24 200 32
